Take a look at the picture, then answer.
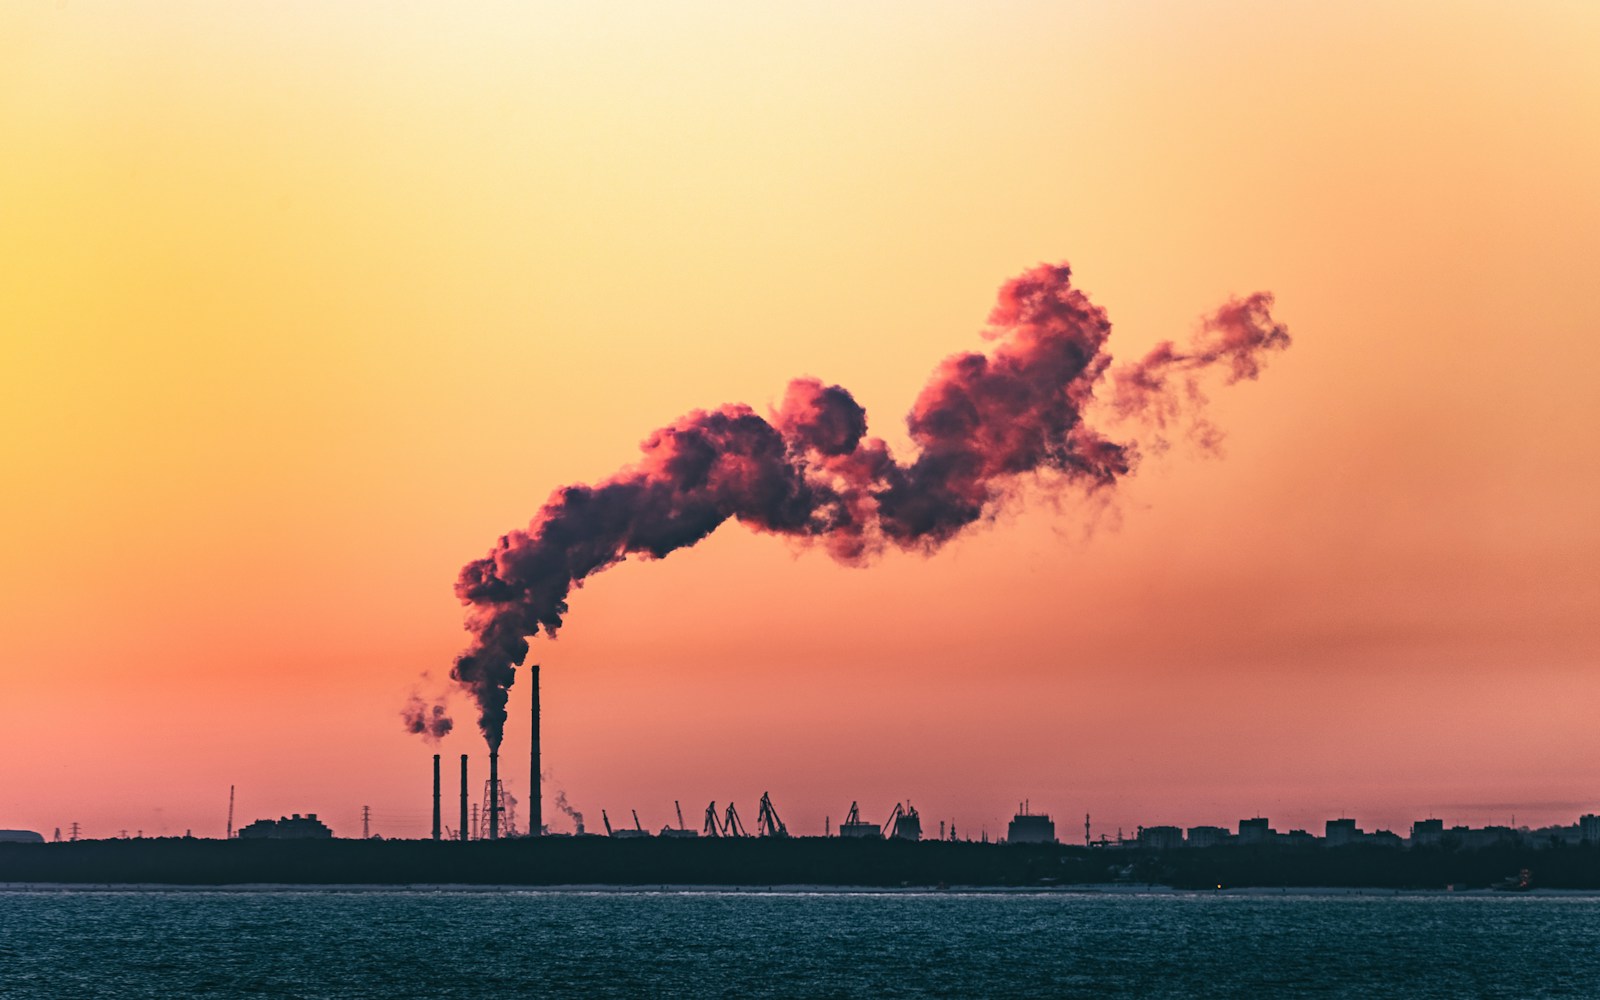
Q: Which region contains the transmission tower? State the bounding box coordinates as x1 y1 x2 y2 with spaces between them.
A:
226 785 235 840
362 805 371 839
482 780 514 838
69 822 80 842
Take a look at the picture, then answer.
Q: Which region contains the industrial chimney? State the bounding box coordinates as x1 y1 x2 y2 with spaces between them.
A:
431 754 441 841
530 663 541 837
488 750 500 840
459 754 468 842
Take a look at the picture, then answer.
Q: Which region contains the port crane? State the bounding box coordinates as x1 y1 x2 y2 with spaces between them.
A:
659 800 699 838
699 800 751 837
883 801 922 840
756 792 789 838
601 808 653 838
884 802 905 834
837 800 884 838
723 801 749 837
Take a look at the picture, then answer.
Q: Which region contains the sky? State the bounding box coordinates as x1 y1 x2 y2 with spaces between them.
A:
3 0 1597 842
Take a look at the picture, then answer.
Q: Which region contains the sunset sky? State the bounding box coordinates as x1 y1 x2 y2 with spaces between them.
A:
3 1 1597 842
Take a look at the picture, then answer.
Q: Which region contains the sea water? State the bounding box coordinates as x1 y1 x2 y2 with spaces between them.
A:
3 887 1598 998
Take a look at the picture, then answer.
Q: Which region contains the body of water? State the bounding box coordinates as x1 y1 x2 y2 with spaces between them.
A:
2 887 1596 998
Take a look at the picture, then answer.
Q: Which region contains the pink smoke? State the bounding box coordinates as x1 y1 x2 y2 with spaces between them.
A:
445 262 1289 747
400 693 453 743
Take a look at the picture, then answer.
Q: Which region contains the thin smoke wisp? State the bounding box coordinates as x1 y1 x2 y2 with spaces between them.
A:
555 790 585 835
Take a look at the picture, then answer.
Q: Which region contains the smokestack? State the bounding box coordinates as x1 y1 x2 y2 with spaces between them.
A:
459 754 468 842
530 664 541 837
486 745 499 838
489 750 500 840
431 754 441 841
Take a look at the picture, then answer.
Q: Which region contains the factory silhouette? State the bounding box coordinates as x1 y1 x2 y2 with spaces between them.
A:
391 661 1600 857
15 662 1600 883
9 660 1600 891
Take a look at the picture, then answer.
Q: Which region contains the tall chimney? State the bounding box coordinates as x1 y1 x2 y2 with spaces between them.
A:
432 754 441 841
488 750 500 840
459 754 469 842
530 663 542 837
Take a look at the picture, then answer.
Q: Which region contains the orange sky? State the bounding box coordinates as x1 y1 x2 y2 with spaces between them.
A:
3 1 1597 842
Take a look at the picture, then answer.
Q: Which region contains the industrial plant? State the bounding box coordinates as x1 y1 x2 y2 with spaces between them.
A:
403 663 1600 859
237 814 333 840
12 658 1600 864
10 660 1600 895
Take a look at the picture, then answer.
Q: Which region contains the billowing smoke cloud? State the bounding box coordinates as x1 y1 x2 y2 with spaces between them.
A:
449 262 1289 746
555 791 584 835
400 693 453 743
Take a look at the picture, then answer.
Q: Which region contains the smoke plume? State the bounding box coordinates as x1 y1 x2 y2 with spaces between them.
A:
448 262 1288 746
400 693 452 743
555 790 584 835
1109 291 1290 452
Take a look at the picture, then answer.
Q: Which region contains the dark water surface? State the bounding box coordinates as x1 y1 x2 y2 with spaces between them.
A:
3 887 1597 998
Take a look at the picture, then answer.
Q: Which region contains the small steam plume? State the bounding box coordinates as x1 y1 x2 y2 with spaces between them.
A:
447 262 1289 747
555 791 584 835
400 692 453 743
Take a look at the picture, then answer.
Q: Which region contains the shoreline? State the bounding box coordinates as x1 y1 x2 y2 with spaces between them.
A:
8 838 1597 890
4 882 1598 897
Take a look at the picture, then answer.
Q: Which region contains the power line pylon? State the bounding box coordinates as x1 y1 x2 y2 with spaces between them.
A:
482 780 515 838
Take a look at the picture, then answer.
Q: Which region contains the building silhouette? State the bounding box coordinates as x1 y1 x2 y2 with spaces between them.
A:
237 813 333 840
